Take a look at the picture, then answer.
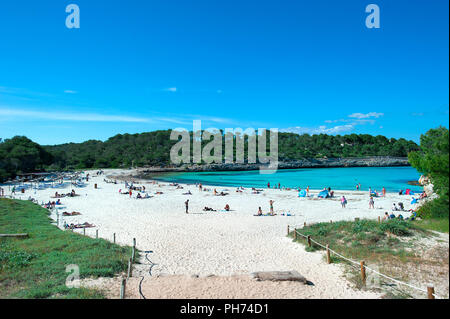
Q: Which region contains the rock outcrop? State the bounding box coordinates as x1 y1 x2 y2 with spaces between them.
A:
138 156 410 173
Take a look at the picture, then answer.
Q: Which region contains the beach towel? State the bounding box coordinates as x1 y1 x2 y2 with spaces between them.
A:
254 214 277 216
318 190 329 198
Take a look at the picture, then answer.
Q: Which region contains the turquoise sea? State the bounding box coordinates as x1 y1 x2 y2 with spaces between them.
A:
153 166 423 192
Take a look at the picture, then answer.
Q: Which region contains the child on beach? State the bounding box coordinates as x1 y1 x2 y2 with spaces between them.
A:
257 207 263 216
369 196 375 209
341 196 347 208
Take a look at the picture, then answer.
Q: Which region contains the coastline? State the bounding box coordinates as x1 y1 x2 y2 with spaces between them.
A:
5 168 447 299
135 156 410 174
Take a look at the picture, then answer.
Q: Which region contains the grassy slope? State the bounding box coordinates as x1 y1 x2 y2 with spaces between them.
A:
0 198 132 299
289 219 449 298
290 219 423 264
415 218 449 233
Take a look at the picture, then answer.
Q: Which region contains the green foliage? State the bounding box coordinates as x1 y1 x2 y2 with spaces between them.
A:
379 219 411 236
408 126 449 218
0 198 132 299
1 130 419 182
290 219 420 263
0 136 53 182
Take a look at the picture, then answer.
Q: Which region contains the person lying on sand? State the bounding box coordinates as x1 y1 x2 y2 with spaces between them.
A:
62 211 82 216
203 207 216 211
137 193 142 199
183 190 192 195
65 222 94 229
155 191 163 195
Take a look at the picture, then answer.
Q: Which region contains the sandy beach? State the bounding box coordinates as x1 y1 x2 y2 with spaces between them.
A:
5 169 427 298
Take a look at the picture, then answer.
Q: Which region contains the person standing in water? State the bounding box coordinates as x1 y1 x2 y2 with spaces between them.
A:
267 182 270 189
382 187 386 197
185 199 189 214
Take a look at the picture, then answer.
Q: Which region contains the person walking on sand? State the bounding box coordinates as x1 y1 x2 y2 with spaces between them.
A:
369 196 375 209
185 199 189 214
129 189 132 198
382 187 386 197
341 196 347 208
269 200 275 215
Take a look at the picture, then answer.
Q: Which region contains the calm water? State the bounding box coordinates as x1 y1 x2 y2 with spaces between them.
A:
153 166 423 192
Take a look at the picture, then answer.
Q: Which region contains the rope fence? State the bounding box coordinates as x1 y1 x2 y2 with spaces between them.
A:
287 223 444 299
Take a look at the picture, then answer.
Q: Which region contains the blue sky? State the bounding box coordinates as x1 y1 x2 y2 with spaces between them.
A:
0 0 448 145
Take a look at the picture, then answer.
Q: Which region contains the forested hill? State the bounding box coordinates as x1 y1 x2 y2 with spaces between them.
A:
43 130 418 169
0 130 419 181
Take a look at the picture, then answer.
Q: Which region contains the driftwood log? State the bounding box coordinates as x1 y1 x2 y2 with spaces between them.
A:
251 271 312 285
0 233 29 238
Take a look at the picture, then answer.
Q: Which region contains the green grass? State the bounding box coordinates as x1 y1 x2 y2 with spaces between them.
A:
0 198 134 299
414 218 449 233
289 219 427 265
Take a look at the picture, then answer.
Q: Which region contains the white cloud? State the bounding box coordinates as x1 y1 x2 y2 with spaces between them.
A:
0 108 151 123
64 90 78 94
280 124 354 135
0 107 238 127
164 87 177 92
348 112 384 119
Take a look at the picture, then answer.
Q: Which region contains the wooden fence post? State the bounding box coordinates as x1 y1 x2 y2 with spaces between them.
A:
427 286 435 299
360 261 366 285
307 236 311 247
378 216 381 223
132 238 136 262
120 278 126 299
83 228 86 236
326 244 331 264
127 258 132 278
113 233 116 244
96 229 98 239
294 228 297 240
304 222 306 228
287 225 290 236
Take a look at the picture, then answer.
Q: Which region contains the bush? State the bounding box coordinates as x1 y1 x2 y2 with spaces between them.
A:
417 197 449 219
379 219 411 236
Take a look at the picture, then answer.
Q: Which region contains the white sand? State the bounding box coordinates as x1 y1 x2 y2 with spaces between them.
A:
7 168 419 298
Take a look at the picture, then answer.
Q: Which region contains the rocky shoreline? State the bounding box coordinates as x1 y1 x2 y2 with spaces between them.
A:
137 156 410 173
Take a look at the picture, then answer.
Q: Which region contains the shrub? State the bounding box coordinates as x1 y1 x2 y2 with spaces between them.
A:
379 219 411 236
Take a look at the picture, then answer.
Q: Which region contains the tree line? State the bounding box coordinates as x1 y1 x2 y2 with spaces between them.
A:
1 130 420 182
